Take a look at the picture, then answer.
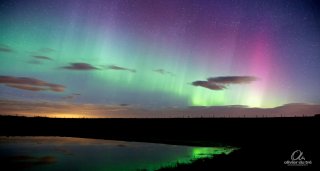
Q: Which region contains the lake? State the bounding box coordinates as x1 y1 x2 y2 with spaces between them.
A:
0 136 236 171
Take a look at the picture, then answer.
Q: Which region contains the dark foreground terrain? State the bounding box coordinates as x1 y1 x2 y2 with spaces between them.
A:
0 115 318 170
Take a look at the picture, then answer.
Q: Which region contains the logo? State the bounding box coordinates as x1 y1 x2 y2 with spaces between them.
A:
284 150 312 166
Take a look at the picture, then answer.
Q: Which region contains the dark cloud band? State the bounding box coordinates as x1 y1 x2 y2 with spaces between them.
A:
105 65 136 73
192 80 226 90
62 63 98 70
0 44 13 53
153 69 175 76
192 76 257 90
33 56 53 60
208 76 257 84
0 75 65 92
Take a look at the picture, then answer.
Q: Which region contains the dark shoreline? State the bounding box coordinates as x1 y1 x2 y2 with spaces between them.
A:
0 115 318 169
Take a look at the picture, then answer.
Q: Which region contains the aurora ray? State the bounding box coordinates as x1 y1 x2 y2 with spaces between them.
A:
1 0 320 117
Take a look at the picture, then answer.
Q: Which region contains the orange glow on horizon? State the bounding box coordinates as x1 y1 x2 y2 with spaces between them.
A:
5 112 107 118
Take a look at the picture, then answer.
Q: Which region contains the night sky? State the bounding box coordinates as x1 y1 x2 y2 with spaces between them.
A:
1 0 320 117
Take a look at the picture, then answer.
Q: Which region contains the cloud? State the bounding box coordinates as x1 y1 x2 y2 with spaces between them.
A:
181 103 320 117
28 48 56 55
28 60 43 65
38 48 55 53
126 103 320 118
153 69 175 76
0 75 65 92
5 84 48 91
105 65 136 73
207 76 257 84
0 44 13 53
62 93 81 100
192 81 226 90
0 100 132 118
0 100 319 118
192 76 257 90
33 55 53 60
62 63 98 70
154 69 166 74
28 56 53 64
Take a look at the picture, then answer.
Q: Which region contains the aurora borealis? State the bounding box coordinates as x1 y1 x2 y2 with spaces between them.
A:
1 0 320 117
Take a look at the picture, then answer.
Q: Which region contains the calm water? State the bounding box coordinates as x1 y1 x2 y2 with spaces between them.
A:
0 136 235 171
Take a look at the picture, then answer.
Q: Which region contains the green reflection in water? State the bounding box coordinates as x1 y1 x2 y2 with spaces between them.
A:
192 147 235 159
0 137 237 171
